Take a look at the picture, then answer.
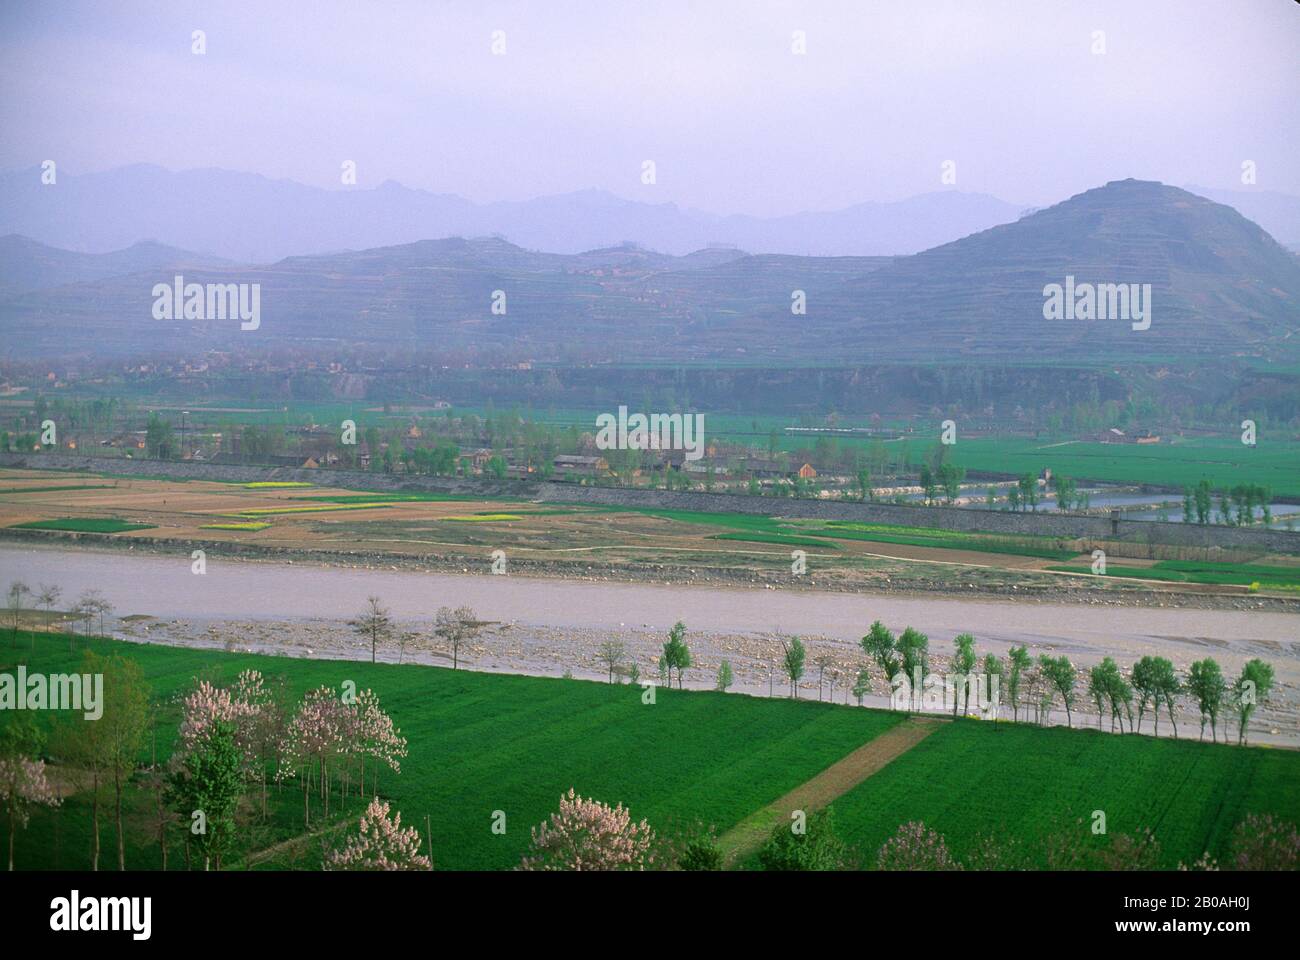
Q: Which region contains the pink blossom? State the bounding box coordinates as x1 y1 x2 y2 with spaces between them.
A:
519 788 656 871
325 797 431 871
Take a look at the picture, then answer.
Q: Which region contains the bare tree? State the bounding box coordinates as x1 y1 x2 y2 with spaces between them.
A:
815 655 832 701
95 596 115 635
348 596 392 664
396 630 419 665
76 589 107 638
36 583 61 632
7 580 31 645
434 606 480 670
598 640 627 683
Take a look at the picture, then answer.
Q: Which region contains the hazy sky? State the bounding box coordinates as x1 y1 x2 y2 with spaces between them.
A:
2 0 1296 215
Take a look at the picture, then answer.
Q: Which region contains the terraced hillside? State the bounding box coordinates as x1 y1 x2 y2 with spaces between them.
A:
3 181 1296 363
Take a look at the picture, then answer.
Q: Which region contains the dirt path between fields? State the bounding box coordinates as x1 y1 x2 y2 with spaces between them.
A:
718 716 946 866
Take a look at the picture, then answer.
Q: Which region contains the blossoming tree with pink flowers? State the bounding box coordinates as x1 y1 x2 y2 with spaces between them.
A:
519 788 656 871
325 797 431 871
0 755 60 871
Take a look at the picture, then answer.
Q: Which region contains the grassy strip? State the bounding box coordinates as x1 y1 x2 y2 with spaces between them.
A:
442 514 524 522
235 503 393 517
9 517 156 533
712 531 842 549
1050 556 1294 587
200 522 272 531
0 485 115 494
289 492 494 504
812 526 1077 560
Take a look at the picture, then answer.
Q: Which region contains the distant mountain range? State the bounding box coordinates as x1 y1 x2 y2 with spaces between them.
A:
1 180 1296 364
0 164 1029 261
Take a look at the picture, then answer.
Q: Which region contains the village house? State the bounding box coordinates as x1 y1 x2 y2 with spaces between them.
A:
553 454 609 477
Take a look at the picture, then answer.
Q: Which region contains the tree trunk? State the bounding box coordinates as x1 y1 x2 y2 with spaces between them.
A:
155 787 168 871
115 767 126 870
91 770 100 871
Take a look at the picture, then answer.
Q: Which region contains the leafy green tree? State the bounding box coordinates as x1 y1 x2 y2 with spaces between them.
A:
715 659 734 692
938 463 965 504
1152 658 1182 738
852 667 871 706
950 633 976 716
1018 473 1040 512
1194 480 1212 524
661 621 692 689
1054 475 1078 512
676 822 724 871
1130 656 1160 734
1186 658 1226 743
854 468 871 501
1087 663 1109 730
98 654 150 870
896 627 929 706
981 653 1004 719
1090 657 1130 733
167 720 243 871
919 464 936 506
860 621 900 688
1007 645 1031 722
1232 659 1274 746
145 412 176 459
1039 655 1077 727
780 637 806 698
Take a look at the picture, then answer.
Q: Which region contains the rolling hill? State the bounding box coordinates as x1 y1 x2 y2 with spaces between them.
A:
0 234 229 299
1 180 1295 364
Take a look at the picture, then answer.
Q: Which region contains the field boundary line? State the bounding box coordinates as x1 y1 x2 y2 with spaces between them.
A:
718 715 946 867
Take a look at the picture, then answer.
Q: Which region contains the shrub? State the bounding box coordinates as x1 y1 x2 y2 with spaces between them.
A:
757 809 849 871
1230 813 1299 871
875 821 962 871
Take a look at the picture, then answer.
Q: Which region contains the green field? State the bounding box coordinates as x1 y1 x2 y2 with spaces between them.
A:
10 517 156 533
949 437 1300 498
3 631 902 871
825 721 1300 869
635 509 1077 560
4 631 1296 871
1048 559 1300 589
815 521 1078 560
